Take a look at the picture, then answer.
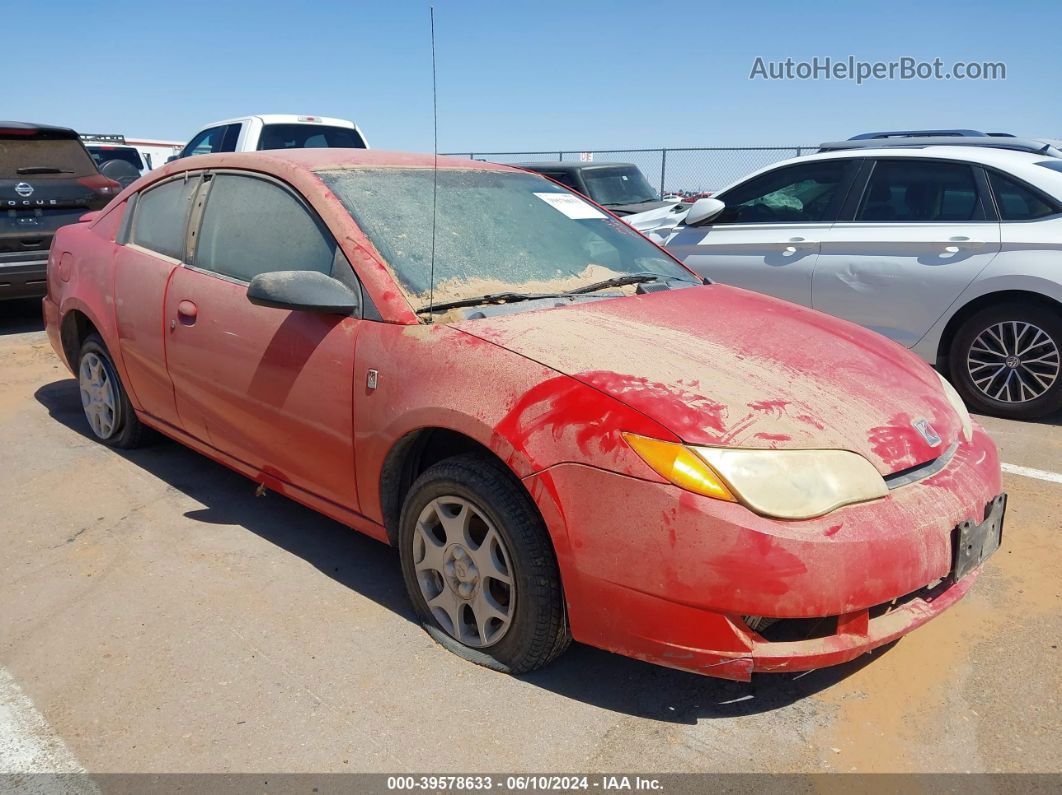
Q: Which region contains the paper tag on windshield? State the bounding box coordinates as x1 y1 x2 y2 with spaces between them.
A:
534 192 606 220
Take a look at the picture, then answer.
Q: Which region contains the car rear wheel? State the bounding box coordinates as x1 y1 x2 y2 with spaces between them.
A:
77 334 148 448
398 453 569 673
949 303 1062 420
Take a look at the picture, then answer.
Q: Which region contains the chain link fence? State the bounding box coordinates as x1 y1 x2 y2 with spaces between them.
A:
441 147 817 197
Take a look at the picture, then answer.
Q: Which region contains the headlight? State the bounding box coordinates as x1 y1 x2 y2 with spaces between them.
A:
624 433 887 520
936 371 973 442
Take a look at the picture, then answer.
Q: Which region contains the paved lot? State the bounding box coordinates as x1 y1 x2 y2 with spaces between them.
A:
0 297 1059 774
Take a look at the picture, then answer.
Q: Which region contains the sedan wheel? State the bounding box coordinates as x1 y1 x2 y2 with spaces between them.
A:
950 303 1062 420
76 334 149 448
412 495 515 648
966 322 1059 404
79 351 119 439
398 453 570 673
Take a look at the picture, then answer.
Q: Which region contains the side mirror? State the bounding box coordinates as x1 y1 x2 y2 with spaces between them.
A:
685 197 726 226
246 270 359 315
166 155 179 164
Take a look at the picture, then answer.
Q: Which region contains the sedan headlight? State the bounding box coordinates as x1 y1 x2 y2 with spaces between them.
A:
624 433 887 520
936 371 973 442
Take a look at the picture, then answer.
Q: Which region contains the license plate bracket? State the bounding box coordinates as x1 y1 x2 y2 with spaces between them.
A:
951 493 1006 582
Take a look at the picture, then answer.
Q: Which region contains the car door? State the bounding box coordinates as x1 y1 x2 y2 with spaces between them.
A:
113 173 202 428
812 158 1002 347
665 159 856 307
163 171 361 511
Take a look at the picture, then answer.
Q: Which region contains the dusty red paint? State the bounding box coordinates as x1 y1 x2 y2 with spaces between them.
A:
43 148 1004 680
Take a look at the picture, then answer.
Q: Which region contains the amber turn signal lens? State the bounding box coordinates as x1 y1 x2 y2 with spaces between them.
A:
622 433 736 502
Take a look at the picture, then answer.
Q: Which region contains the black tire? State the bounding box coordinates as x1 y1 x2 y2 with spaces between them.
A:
398 453 570 674
948 302 1062 420
76 333 149 448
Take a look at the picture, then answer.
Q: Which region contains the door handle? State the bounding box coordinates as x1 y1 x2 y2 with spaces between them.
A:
942 237 985 252
176 300 198 326
784 237 818 254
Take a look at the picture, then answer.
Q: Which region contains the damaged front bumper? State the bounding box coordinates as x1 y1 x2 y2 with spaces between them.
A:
525 425 1003 681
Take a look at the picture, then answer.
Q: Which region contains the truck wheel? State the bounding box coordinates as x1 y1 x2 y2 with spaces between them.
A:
77 334 148 448
948 303 1062 420
398 453 570 673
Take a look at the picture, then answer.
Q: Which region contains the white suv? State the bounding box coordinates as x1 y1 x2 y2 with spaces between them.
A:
664 137 1062 419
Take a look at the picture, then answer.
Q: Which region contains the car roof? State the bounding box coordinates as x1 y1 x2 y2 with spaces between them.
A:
160 148 516 174
196 114 357 128
0 121 80 139
513 161 638 172
711 144 1062 201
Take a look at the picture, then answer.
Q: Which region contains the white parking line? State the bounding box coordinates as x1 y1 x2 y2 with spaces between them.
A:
0 667 96 791
1001 462 1062 485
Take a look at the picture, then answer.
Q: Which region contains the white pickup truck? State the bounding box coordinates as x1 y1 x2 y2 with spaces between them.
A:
174 114 369 160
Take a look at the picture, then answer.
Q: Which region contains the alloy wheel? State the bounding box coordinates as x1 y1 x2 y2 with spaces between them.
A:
966 321 1061 404
79 351 118 439
412 495 516 648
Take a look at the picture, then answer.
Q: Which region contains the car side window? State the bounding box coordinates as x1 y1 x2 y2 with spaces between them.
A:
714 160 850 224
193 174 336 282
988 171 1060 220
857 160 984 222
130 176 201 260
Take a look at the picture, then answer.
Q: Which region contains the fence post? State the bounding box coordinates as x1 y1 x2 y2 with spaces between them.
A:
558 151 563 160
659 149 667 198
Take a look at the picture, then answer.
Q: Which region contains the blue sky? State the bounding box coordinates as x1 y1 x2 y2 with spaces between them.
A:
8 0 1057 151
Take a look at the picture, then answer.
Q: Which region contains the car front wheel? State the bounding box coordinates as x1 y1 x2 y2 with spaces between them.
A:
398 453 569 673
949 303 1062 420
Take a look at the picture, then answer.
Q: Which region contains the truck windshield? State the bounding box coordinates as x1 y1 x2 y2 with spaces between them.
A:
318 167 692 308
0 136 98 179
257 124 366 151
582 166 659 206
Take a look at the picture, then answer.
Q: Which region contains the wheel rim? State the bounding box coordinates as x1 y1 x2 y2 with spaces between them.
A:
79 352 118 439
967 321 1061 404
412 495 515 648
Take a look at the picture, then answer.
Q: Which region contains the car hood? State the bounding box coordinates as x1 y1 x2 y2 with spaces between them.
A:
603 198 677 216
453 285 961 475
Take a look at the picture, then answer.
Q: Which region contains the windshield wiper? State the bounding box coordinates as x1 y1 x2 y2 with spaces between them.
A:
16 166 74 175
416 291 559 314
562 272 668 295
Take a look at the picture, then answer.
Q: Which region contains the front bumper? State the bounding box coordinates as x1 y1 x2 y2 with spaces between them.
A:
525 425 1002 680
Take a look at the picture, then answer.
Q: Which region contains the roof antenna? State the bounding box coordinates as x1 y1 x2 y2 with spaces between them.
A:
427 5 439 323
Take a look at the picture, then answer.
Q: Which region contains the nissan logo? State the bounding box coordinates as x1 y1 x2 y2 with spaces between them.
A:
14 182 33 197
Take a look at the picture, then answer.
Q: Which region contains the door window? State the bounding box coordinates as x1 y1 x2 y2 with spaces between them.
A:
714 160 850 224
181 124 240 157
857 160 983 222
130 176 201 259
194 174 336 282
988 171 1060 220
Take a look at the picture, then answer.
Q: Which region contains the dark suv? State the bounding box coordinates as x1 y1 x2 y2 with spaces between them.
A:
513 162 672 216
1 122 121 300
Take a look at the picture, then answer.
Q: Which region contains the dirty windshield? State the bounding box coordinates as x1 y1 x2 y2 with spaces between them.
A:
317 167 691 306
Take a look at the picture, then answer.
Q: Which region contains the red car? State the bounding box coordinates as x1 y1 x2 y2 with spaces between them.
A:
43 149 1005 681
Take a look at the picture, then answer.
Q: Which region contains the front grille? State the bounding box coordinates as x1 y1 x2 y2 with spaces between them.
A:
884 442 959 489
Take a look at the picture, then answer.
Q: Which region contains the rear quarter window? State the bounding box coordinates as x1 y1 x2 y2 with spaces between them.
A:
989 171 1061 220
130 177 201 259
